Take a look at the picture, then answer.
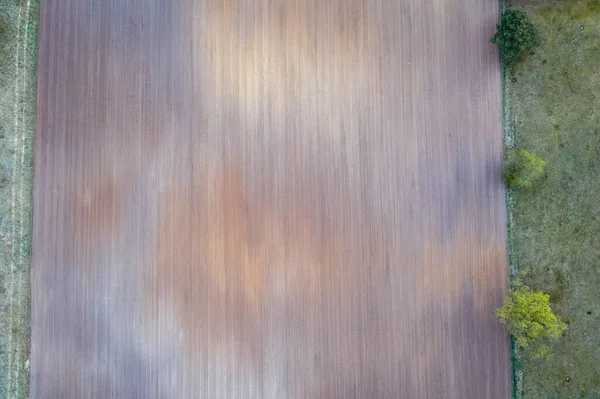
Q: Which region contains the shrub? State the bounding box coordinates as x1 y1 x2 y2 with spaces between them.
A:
498 282 567 359
503 149 546 189
491 9 540 68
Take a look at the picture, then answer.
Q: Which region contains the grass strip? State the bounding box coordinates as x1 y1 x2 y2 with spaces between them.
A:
504 0 600 397
0 1 39 397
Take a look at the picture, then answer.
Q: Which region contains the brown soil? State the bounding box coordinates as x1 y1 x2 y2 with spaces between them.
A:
31 0 511 397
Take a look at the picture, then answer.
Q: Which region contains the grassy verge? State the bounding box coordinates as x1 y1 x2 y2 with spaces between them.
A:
504 0 600 398
0 0 39 397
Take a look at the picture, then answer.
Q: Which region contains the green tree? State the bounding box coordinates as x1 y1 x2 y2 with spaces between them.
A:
498 282 567 359
503 149 546 189
491 9 540 68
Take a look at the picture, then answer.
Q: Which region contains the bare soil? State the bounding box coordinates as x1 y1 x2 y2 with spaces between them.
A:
31 0 511 397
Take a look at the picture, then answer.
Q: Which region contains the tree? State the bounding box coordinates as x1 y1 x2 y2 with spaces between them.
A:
503 149 546 189
491 9 540 68
498 282 567 359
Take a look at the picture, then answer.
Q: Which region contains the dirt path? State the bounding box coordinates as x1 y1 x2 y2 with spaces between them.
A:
31 0 511 397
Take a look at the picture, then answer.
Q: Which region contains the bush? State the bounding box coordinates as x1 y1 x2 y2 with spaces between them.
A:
503 149 546 189
491 9 540 68
498 282 567 359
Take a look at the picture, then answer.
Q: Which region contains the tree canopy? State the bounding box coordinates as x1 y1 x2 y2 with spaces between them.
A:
491 9 540 68
503 149 546 189
498 282 567 359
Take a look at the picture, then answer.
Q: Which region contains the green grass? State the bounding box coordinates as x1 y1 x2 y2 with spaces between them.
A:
505 0 600 397
0 0 39 397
